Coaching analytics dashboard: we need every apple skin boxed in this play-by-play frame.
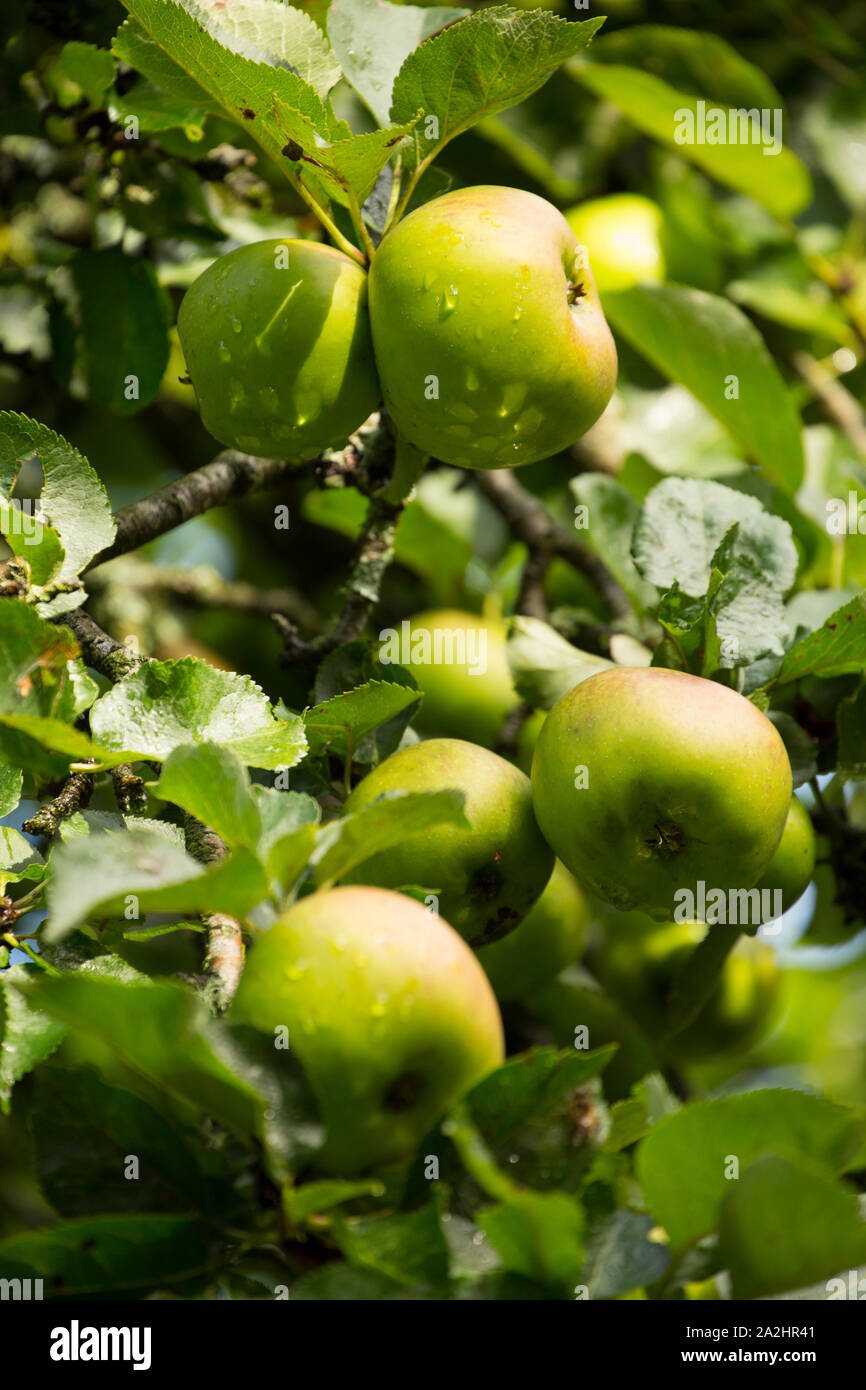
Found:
[592,916,779,1061]
[566,194,665,294]
[178,239,380,461]
[342,738,553,948]
[389,609,518,747]
[368,185,617,468]
[231,886,503,1173]
[754,795,815,914]
[477,860,591,1002]
[531,667,793,919]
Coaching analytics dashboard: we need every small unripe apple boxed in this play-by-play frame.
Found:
[566,194,665,294]
[593,916,779,1061]
[385,609,518,747]
[178,239,380,460]
[368,185,617,468]
[342,737,553,947]
[477,859,590,1001]
[231,886,503,1173]
[531,667,792,919]
[755,795,815,914]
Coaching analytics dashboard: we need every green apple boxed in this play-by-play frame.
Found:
[592,916,779,1061]
[477,859,591,1001]
[383,609,518,747]
[178,239,380,461]
[231,886,503,1173]
[342,737,553,947]
[368,185,617,468]
[531,667,792,919]
[755,795,815,914]
[566,194,665,294]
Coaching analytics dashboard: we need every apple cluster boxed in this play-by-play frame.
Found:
[178,185,618,470]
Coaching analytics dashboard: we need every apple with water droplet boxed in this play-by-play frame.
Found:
[178,239,380,460]
[368,186,617,468]
[230,885,503,1173]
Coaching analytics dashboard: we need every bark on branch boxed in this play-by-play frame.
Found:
[474,469,632,620]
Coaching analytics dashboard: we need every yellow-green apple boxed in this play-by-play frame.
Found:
[755,795,815,914]
[477,859,591,1001]
[531,667,792,919]
[342,737,553,946]
[178,239,380,460]
[566,194,665,294]
[368,186,617,467]
[231,885,503,1172]
[381,609,518,747]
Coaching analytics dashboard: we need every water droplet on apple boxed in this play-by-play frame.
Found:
[259,386,279,413]
[230,315,243,334]
[466,367,480,391]
[512,305,523,322]
[421,269,435,290]
[217,341,231,364]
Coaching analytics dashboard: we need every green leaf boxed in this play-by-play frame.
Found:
[44,827,269,942]
[0,413,115,599]
[728,278,854,346]
[466,1046,615,1150]
[588,25,781,111]
[633,477,796,600]
[604,285,804,491]
[637,1090,865,1251]
[90,658,308,771]
[768,594,866,687]
[152,743,262,850]
[583,1208,669,1298]
[0,601,96,776]
[285,1178,384,1226]
[0,761,22,818]
[49,41,116,109]
[328,0,469,128]
[0,826,43,891]
[505,615,613,710]
[391,9,603,174]
[32,975,264,1141]
[767,712,818,787]
[31,1065,229,1218]
[479,1191,584,1291]
[720,1155,866,1299]
[334,1203,450,1288]
[313,788,468,886]
[182,0,342,99]
[58,249,171,415]
[303,682,421,759]
[570,474,658,611]
[0,1213,208,1297]
[0,967,66,1105]
[570,62,811,220]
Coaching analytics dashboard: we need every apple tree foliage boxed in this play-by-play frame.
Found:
[0,0,866,1302]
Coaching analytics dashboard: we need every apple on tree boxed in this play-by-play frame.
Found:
[389,609,519,748]
[231,886,503,1173]
[755,794,816,914]
[342,737,553,947]
[566,194,666,294]
[531,667,793,919]
[178,239,380,461]
[477,859,591,1002]
[368,186,617,468]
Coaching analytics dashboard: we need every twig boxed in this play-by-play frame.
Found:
[792,351,866,461]
[184,813,244,1014]
[276,489,405,664]
[474,470,632,620]
[111,763,148,815]
[89,558,321,633]
[86,450,303,571]
[59,610,148,681]
[22,765,96,837]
